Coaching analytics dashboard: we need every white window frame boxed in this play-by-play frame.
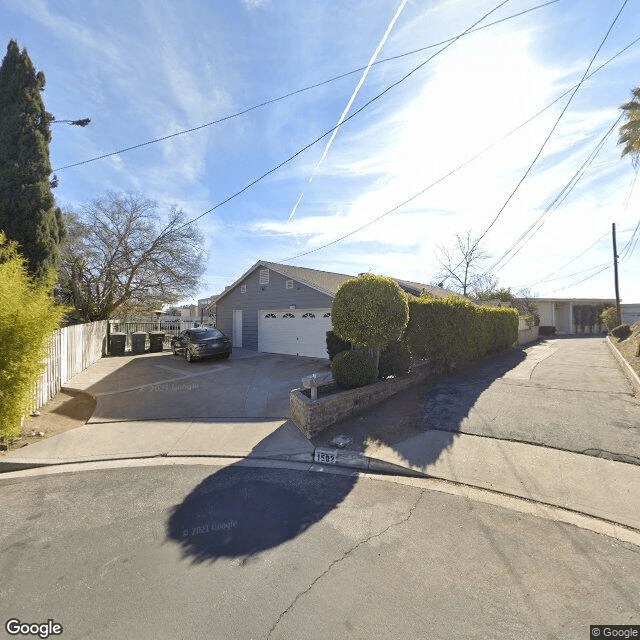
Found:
[259,269,269,285]
[240,285,247,294]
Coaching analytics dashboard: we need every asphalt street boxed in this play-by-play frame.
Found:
[1,462,639,640]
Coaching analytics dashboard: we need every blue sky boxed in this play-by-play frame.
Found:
[2,0,640,303]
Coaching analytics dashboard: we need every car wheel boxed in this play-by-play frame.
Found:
[221,352,230,359]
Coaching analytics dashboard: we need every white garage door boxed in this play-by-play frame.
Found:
[258,309,332,358]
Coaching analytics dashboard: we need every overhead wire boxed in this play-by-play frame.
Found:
[471,0,630,250]
[619,171,639,261]
[542,263,611,294]
[171,0,513,233]
[280,37,640,263]
[52,0,559,173]
[489,114,623,274]
[526,230,609,287]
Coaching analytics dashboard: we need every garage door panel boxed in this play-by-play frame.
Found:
[259,309,332,358]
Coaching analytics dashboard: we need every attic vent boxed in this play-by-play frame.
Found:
[286,279,294,289]
[259,269,269,285]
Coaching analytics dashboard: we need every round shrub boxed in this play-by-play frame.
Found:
[332,274,409,353]
[331,349,378,389]
[325,330,351,361]
[378,339,412,379]
[611,324,631,340]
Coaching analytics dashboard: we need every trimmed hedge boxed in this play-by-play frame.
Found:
[326,330,351,361]
[332,274,409,354]
[331,349,378,389]
[378,339,412,379]
[403,296,518,370]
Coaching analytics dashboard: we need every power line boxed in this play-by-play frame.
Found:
[527,231,609,286]
[279,37,640,263]
[489,114,622,273]
[619,171,639,261]
[174,0,513,232]
[52,0,558,173]
[538,261,610,283]
[542,263,611,294]
[472,0,630,249]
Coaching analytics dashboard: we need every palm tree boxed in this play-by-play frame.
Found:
[619,87,640,165]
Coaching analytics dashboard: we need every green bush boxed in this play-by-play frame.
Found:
[403,296,518,370]
[325,330,351,361]
[600,306,619,331]
[332,274,409,357]
[378,339,412,379]
[611,324,631,340]
[331,349,378,389]
[0,233,65,439]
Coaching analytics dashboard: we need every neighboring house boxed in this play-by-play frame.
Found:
[214,260,457,358]
[528,298,615,334]
[622,303,640,325]
[179,300,215,324]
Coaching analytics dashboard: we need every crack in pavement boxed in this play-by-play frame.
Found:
[494,378,634,396]
[265,488,426,639]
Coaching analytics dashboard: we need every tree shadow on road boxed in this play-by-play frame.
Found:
[165,349,526,564]
[165,463,356,564]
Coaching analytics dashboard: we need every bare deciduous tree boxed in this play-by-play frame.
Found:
[435,230,495,296]
[57,192,205,321]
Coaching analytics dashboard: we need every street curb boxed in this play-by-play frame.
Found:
[606,336,640,396]
[312,446,432,477]
[1,453,638,548]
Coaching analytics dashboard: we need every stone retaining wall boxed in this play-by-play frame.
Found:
[290,361,433,438]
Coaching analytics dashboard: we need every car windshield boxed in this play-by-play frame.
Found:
[192,329,224,340]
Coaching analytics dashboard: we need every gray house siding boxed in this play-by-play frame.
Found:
[216,266,333,351]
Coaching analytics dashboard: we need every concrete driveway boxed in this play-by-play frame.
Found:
[421,336,640,464]
[74,349,331,422]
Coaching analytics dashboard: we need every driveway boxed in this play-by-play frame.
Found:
[73,349,331,422]
[421,336,640,464]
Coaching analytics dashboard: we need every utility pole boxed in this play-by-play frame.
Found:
[612,222,622,326]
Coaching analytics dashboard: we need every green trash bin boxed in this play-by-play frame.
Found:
[131,331,147,355]
[109,332,126,356]
[149,331,165,353]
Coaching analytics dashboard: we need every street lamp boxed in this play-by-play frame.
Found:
[50,117,91,127]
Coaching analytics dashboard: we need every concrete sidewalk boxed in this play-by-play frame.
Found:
[1,343,639,538]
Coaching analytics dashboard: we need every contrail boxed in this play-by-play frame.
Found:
[288,0,409,222]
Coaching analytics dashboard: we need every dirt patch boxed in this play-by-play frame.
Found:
[611,322,640,376]
[0,389,96,457]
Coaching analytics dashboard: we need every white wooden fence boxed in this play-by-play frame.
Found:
[32,321,107,411]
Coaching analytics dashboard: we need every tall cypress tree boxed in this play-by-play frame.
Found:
[0,40,64,281]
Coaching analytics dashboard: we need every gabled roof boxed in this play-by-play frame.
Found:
[392,277,461,299]
[214,260,457,305]
[260,261,353,297]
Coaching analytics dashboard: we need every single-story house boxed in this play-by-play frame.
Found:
[622,303,640,325]
[527,298,615,334]
[214,260,457,358]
